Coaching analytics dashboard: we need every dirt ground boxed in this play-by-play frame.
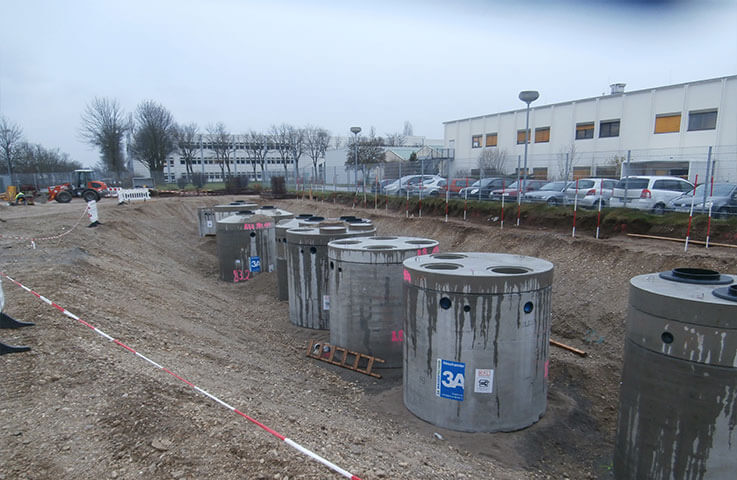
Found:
[1,196,734,480]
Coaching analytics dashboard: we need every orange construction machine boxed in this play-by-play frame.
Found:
[48,169,109,203]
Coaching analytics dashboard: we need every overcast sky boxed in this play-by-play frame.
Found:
[1,0,735,168]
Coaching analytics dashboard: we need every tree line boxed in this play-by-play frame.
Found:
[80,97,332,183]
[1,117,82,183]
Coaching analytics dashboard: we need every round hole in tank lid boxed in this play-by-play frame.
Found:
[229,202,242,205]
[422,263,462,270]
[659,267,732,285]
[365,245,394,250]
[332,239,361,245]
[339,215,359,221]
[307,216,325,221]
[297,213,313,219]
[238,210,254,215]
[406,240,435,245]
[661,332,674,344]
[713,284,737,302]
[290,228,313,232]
[489,266,531,274]
[320,226,347,234]
[373,236,398,240]
[261,205,275,209]
[432,253,467,260]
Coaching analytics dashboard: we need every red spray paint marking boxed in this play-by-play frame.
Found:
[403,269,412,282]
[0,271,363,480]
[391,330,404,342]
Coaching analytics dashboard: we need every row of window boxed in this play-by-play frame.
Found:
[470,109,718,148]
[178,159,292,165]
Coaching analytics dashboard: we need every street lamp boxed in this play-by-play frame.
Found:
[350,126,361,192]
[518,90,539,193]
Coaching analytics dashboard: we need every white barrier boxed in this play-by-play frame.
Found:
[107,187,123,197]
[118,188,151,204]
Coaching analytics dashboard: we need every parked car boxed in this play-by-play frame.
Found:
[523,180,573,206]
[564,178,618,207]
[457,177,513,200]
[610,176,694,214]
[668,183,737,218]
[370,178,396,193]
[447,178,475,196]
[489,180,547,201]
[383,175,423,196]
[408,176,447,197]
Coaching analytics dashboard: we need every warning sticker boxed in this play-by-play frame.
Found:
[249,256,261,272]
[322,295,330,311]
[436,359,465,401]
[474,369,494,393]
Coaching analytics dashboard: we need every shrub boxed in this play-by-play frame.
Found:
[191,173,206,189]
[271,176,286,195]
[176,176,188,189]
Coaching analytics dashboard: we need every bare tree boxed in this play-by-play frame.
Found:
[129,100,177,183]
[0,117,23,185]
[557,143,577,180]
[270,124,292,177]
[245,130,271,180]
[477,148,508,175]
[207,122,234,180]
[286,126,306,178]
[384,132,405,147]
[403,120,414,137]
[304,126,330,181]
[345,127,386,168]
[80,97,129,179]
[173,122,199,178]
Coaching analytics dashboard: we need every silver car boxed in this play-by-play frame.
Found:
[564,178,618,208]
[668,183,737,218]
[523,180,572,206]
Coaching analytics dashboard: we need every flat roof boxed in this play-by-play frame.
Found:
[443,75,737,125]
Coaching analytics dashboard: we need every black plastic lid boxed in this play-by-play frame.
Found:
[659,268,733,285]
[713,284,737,302]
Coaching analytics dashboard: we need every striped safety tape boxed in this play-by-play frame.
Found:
[0,271,363,480]
[0,204,90,243]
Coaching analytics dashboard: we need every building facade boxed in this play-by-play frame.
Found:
[444,75,737,182]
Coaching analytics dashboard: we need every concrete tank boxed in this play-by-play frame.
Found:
[614,268,737,480]
[213,202,259,222]
[255,205,293,224]
[328,236,439,367]
[275,214,314,301]
[403,252,554,432]
[216,212,276,282]
[286,220,376,330]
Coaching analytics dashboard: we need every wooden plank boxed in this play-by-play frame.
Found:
[306,340,385,378]
[627,233,737,249]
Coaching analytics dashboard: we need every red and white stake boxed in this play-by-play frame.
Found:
[444,188,449,223]
[572,179,579,238]
[684,175,698,252]
[500,181,506,229]
[515,182,522,227]
[705,203,713,248]
[0,271,364,480]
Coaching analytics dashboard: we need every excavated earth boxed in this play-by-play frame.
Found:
[1,196,734,480]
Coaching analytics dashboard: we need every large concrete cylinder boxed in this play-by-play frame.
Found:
[328,236,440,367]
[403,252,554,432]
[286,220,376,329]
[216,212,275,282]
[275,214,314,301]
[255,205,293,224]
[213,202,259,222]
[614,268,737,480]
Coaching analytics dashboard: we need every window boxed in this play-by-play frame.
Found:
[534,127,550,143]
[688,110,717,131]
[576,123,594,140]
[485,133,498,147]
[599,120,620,138]
[517,129,531,144]
[472,135,482,148]
[572,167,591,179]
[532,167,548,179]
[655,114,681,134]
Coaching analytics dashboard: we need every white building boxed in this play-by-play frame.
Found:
[444,75,737,182]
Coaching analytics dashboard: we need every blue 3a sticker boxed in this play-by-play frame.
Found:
[436,359,465,401]
[249,256,261,272]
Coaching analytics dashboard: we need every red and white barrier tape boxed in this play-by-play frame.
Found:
[0,204,90,245]
[0,271,363,480]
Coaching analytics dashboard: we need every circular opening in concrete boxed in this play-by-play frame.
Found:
[439,297,452,309]
[330,261,334,270]
[365,245,394,250]
[373,236,399,240]
[310,247,317,254]
[432,254,467,260]
[463,305,471,313]
[406,240,435,245]
[661,332,674,344]
[524,302,534,314]
[250,232,256,238]
[489,266,530,274]
[672,268,721,282]
[290,228,312,232]
[423,263,462,270]
[332,240,361,245]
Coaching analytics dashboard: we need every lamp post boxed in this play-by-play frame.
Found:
[518,90,539,192]
[350,126,361,192]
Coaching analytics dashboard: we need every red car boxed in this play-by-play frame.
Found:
[448,178,475,196]
[489,180,547,201]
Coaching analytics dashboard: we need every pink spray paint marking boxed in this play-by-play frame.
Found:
[544,359,549,379]
[391,330,404,342]
[403,269,412,283]
[233,270,251,283]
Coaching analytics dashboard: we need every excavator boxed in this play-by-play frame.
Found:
[47,169,109,203]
